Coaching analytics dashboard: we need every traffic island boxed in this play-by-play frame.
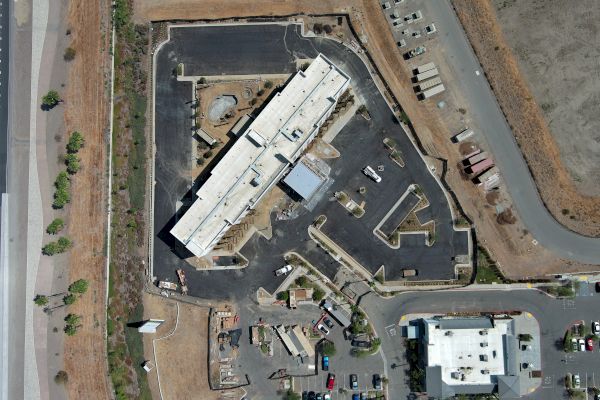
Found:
[335,191,366,218]
[374,185,435,249]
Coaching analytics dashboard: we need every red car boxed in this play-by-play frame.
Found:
[326,373,336,390]
[587,338,594,351]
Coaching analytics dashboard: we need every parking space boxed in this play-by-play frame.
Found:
[380,0,438,52]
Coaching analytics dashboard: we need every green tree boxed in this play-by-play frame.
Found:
[42,90,61,108]
[320,340,336,356]
[46,218,65,234]
[65,153,81,174]
[64,324,78,336]
[65,313,81,325]
[276,291,289,301]
[66,131,85,153]
[295,276,308,287]
[53,171,71,209]
[263,80,273,89]
[34,295,49,307]
[69,279,89,294]
[63,294,77,306]
[312,287,325,302]
[198,77,207,84]
[63,47,76,61]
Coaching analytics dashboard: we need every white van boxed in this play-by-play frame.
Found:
[362,166,382,183]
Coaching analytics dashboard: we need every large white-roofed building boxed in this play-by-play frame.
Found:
[170,54,351,257]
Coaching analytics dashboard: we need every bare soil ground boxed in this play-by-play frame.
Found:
[452,0,600,237]
[62,0,112,398]
[142,294,243,400]
[135,0,595,282]
[492,0,600,198]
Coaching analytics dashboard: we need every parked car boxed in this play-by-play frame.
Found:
[574,374,581,389]
[596,282,600,293]
[350,374,358,390]
[352,395,360,400]
[302,391,308,400]
[327,373,336,390]
[360,393,367,400]
[373,374,382,390]
[316,394,323,400]
[322,355,329,371]
[593,321,600,335]
[579,338,586,352]
[572,338,579,351]
[351,340,371,348]
[307,391,316,400]
[318,324,330,335]
[587,338,594,351]
[324,318,335,329]
[323,394,331,400]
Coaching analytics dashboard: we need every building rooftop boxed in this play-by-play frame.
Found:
[283,160,325,200]
[170,54,350,257]
[425,318,511,387]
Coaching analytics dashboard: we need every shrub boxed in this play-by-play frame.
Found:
[312,287,325,302]
[198,77,207,84]
[518,333,533,342]
[46,218,65,234]
[54,370,69,385]
[203,150,213,159]
[263,80,273,89]
[42,90,61,108]
[320,341,336,356]
[63,294,77,305]
[276,291,289,301]
[313,23,323,34]
[34,295,49,306]
[295,276,308,287]
[65,153,80,174]
[66,131,85,153]
[323,24,333,34]
[64,324,78,336]
[63,47,76,61]
[257,89,265,97]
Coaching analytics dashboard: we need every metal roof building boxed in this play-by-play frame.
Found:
[170,54,351,257]
[283,161,325,200]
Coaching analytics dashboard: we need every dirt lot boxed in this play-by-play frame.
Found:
[452,0,600,237]
[142,294,243,400]
[492,0,600,198]
[135,0,595,281]
[62,0,111,398]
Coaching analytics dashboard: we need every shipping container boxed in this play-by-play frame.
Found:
[420,84,445,100]
[416,68,439,82]
[417,77,442,91]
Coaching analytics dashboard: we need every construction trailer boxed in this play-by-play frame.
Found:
[415,68,439,82]
[416,62,436,74]
[419,84,445,100]
[417,77,442,92]
[452,128,474,143]
[321,300,352,327]
[470,158,495,175]
[476,166,500,184]
[465,152,488,166]
[274,325,301,357]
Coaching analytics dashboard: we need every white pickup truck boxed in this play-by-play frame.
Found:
[274,264,293,276]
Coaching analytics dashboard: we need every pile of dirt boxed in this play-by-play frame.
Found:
[62,0,111,398]
[452,0,600,237]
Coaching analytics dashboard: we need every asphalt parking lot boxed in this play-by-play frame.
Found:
[151,22,469,299]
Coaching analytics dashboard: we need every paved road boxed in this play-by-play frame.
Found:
[345,279,600,399]
[421,0,600,264]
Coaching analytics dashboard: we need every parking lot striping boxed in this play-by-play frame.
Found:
[563,299,576,310]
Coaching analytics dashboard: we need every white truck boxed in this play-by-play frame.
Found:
[274,264,293,276]
[362,166,382,183]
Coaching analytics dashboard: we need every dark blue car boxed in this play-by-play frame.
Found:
[322,355,329,371]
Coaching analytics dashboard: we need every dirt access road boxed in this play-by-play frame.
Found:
[452,0,600,237]
[61,0,112,399]
[134,1,594,275]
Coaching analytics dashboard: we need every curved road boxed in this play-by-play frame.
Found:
[425,1,600,264]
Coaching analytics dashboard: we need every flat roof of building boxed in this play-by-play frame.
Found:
[425,318,511,386]
[170,54,350,256]
[283,161,325,199]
